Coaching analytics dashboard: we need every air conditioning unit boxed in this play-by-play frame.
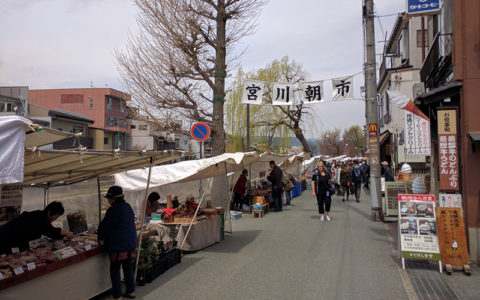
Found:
[394,57,403,68]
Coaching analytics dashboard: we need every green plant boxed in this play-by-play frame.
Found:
[168,227,177,242]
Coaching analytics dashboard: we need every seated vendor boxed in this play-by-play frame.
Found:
[146,192,161,217]
[0,201,73,254]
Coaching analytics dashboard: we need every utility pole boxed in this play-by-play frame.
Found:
[363,0,382,221]
[246,104,250,151]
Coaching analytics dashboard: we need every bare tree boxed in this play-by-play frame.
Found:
[342,125,365,157]
[318,128,343,156]
[116,0,267,156]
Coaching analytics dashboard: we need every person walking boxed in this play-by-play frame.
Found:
[267,160,284,212]
[340,165,352,202]
[312,162,332,221]
[284,172,295,208]
[350,160,362,203]
[361,161,370,190]
[382,161,395,182]
[98,186,137,300]
[233,169,248,210]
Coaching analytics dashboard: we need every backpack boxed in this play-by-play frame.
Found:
[352,166,362,183]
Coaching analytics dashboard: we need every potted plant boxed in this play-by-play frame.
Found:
[158,231,166,253]
[136,248,152,286]
[167,227,177,249]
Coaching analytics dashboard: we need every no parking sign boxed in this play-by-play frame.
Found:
[190,122,210,142]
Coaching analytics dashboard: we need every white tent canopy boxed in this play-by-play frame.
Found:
[249,152,290,179]
[115,152,258,191]
[301,155,323,176]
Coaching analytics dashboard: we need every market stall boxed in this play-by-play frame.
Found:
[0,120,183,298]
[115,152,259,252]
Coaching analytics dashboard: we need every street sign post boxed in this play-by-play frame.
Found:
[406,0,441,15]
[190,122,210,142]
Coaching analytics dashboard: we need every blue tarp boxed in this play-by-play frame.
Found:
[292,181,302,198]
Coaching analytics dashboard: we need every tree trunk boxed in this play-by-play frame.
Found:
[211,1,227,208]
[294,126,311,153]
[211,1,226,156]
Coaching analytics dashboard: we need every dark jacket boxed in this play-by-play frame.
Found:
[350,164,362,183]
[233,174,248,195]
[384,166,395,182]
[98,198,137,253]
[312,170,330,196]
[0,210,63,254]
[267,165,283,191]
[340,169,352,186]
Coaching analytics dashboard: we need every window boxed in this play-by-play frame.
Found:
[175,138,180,149]
[104,137,109,145]
[120,101,125,113]
[107,97,112,110]
[130,125,136,129]
[6,103,13,112]
[89,98,93,109]
[70,126,84,134]
[139,125,148,131]
[397,34,403,57]
[106,116,116,127]
[416,30,428,48]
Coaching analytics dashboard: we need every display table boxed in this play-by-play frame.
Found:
[0,252,110,299]
[147,215,221,252]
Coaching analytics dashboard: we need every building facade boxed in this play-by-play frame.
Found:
[415,0,480,263]
[377,14,428,174]
[28,88,130,150]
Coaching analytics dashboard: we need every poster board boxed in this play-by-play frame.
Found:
[437,109,459,191]
[439,193,462,208]
[385,182,407,217]
[436,207,469,267]
[404,111,431,156]
[398,194,440,262]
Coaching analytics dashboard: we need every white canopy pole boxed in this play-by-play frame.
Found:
[134,158,153,281]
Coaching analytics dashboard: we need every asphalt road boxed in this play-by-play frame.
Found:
[133,190,409,300]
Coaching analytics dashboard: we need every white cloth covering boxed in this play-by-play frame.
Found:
[0,116,31,184]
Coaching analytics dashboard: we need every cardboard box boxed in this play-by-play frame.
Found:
[254,196,265,204]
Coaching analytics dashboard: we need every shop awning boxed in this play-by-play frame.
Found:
[115,152,259,191]
[469,131,480,142]
[25,127,75,148]
[416,81,462,105]
[379,130,391,145]
[23,149,184,186]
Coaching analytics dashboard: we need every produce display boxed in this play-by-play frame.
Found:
[0,235,99,283]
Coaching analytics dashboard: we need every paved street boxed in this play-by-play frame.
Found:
[131,190,413,300]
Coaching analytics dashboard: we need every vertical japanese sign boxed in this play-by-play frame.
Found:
[437,109,459,191]
[272,83,295,106]
[404,111,431,156]
[299,81,324,104]
[331,76,354,100]
[398,194,440,260]
[439,194,462,208]
[436,207,469,267]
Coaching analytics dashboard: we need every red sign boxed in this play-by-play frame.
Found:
[437,109,459,191]
[398,194,435,202]
[190,122,210,142]
[369,123,378,138]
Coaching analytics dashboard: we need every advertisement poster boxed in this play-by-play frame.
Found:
[436,207,469,267]
[385,182,407,217]
[439,193,462,208]
[437,109,459,191]
[404,111,431,156]
[398,194,440,260]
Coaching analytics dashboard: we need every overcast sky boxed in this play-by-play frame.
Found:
[0,0,405,138]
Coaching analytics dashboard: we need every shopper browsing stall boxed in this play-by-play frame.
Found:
[267,160,284,212]
[0,201,73,254]
[97,186,136,300]
[232,169,248,210]
[145,192,161,217]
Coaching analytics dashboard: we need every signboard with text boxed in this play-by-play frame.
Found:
[406,0,441,15]
[439,194,462,208]
[385,182,407,217]
[404,111,431,156]
[398,194,440,260]
[436,207,469,267]
[437,109,459,191]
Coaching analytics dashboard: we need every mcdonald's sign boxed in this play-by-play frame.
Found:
[369,123,378,137]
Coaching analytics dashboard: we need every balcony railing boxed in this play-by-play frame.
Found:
[420,33,453,87]
[105,119,128,129]
[379,56,410,84]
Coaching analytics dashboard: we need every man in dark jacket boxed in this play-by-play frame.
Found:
[233,169,248,210]
[98,186,136,299]
[0,201,73,254]
[382,161,395,182]
[267,160,284,212]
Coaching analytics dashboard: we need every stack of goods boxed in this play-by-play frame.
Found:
[0,235,99,282]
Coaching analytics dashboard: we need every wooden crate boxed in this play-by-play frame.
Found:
[253,196,265,205]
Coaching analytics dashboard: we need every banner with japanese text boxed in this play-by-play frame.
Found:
[298,81,324,104]
[437,109,459,191]
[331,76,354,100]
[398,194,441,260]
[404,111,431,156]
[241,80,264,105]
[271,83,295,106]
